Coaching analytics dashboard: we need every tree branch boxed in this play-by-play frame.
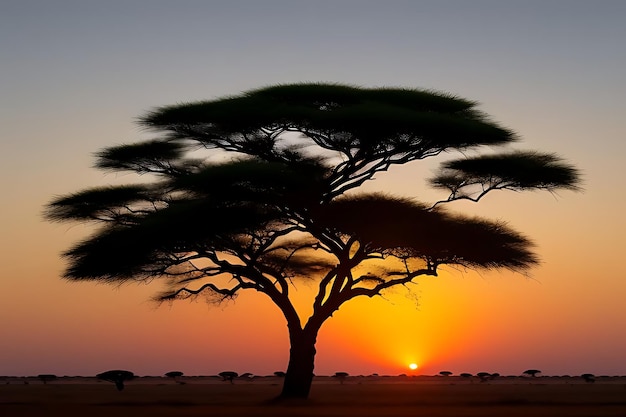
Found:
[349,268,437,299]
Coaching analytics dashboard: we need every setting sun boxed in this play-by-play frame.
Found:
[409,363,418,370]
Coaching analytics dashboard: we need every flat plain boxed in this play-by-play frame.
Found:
[2,376,626,417]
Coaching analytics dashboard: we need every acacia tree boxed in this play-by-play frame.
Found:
[523,369,542,377]
[44,83,579,399]
[96,370,134,391]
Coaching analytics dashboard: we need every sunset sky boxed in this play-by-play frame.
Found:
[2,0,625,378]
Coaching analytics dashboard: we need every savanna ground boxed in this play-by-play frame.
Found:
[2,376,626,417]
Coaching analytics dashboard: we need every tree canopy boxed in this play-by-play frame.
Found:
[45,83,579,399]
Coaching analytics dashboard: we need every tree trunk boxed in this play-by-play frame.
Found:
[279,328,318,399]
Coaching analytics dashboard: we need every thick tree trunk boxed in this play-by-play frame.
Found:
[279,328,318,399]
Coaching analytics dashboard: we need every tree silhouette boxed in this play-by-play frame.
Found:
[44,83,580,399]
[240,372,255,382]
[96,370,134,391]
[477,372,491,382]
[581,373,595,383]
[333,371,349,384]
[438,371,453,377]
[218,371,238,384]
[165,371,184,383]
[37,374,57,385]
[460,373,473,383]
[523,369,541,377]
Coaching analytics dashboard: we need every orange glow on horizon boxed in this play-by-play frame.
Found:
[311,274,482,375]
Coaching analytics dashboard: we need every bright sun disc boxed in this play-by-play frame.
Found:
[409,363,418,370]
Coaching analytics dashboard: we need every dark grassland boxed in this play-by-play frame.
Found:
[2,379,626,417]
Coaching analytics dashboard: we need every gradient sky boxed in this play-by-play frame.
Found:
[1,0,625,378]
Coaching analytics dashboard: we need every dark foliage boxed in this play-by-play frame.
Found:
[523,369,541,377]
[218,371,238,384]
[37,374,57,384]
[96,370,135,391]
[45,83,580,399]
[581,373,595,383]
[333,372,349,384]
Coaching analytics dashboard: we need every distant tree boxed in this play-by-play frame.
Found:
[165,371,184,383]
[44,83,580,399]
[477,372,491,382]
[96,370,134,391]
[333,371,349,384]
[523,369,541,377]
[460,373,473,379]
[439,371,453,377]
[218,371,238,384]
[581,373,595,383]
[273,371,286,378]
[240,372,255,382]
[37,374,57,385]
